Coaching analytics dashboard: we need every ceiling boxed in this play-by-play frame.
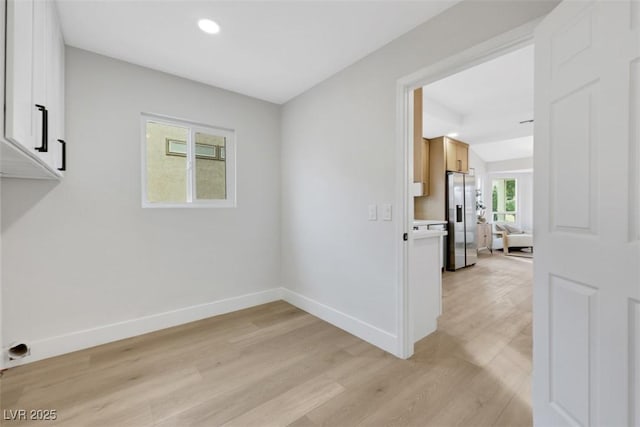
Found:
[470,136,533,163]
[57,0,461,104]
[422,44,534,163]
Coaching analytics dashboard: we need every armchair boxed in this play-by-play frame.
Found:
[492,223,533,255]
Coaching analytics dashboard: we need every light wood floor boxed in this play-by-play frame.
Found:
[0,252,532,426]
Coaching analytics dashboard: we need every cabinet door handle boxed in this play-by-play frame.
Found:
[457,159,462,171]
[35,104,48,153]
[57,140,66,171]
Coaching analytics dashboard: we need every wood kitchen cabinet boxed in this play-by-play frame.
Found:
[413,88,429,196]
[477,222,492,253]
[416,135,470,220]
[3,0,66,179]
[444,137,469,173]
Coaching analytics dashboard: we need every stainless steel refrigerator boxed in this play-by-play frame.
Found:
[446,172,477,270]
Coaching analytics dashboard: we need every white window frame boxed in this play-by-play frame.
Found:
[141,113,236,208]
[492,177,517,224]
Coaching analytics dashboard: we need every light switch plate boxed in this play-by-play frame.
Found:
[368,204,377,221]
[382,204,392,221]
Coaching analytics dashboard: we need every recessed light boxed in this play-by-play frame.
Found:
[198,19,220,35]
[447,132,459,138]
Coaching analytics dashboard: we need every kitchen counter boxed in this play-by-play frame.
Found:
[413,220,447,270]
[413,229,447,240]
[413,219,447,226]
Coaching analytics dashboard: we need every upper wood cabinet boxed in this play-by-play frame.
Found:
[413,88,429,196]
[444,137,469,173]
[417,136,470,220]
[3,0,66,179]
[429,136,470,174]
[457,144,468,173]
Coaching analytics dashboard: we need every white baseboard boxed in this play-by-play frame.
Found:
[3,288,283,368]
[280,288,398,355]
[3,287,400,369]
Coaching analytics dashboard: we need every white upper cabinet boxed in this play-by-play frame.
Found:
[3,0,66,179]
[5,0,35,152]
[47,0,66,172]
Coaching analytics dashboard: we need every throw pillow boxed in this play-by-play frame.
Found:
[495,222,507,232]
[504,224,524,234]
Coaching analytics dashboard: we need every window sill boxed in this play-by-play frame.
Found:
[142,201,236,209]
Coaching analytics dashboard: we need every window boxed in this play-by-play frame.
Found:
[141,114,235,208]
[492,178,517,223]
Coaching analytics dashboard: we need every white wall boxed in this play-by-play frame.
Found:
[281,2,557,346]
[486,156,533,173]
[469,149,487,213]
[467,148,488,222]
[1,2,555,363]
[1,48,281,359]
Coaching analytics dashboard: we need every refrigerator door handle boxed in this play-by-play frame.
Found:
[456,205,463,222]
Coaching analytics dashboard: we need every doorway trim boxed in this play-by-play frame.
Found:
[394,18,541,359]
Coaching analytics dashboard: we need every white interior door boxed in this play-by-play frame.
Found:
[534,1,640,426]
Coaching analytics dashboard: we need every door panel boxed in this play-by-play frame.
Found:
[549,276,597,426]
[550,7,593,68]
[534,1,640,425]
[550,81,598,232]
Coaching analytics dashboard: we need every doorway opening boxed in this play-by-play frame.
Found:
[395,15,543,374]
[396,2,639,424]
[396,21,538,360]
[399,32,536,425]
